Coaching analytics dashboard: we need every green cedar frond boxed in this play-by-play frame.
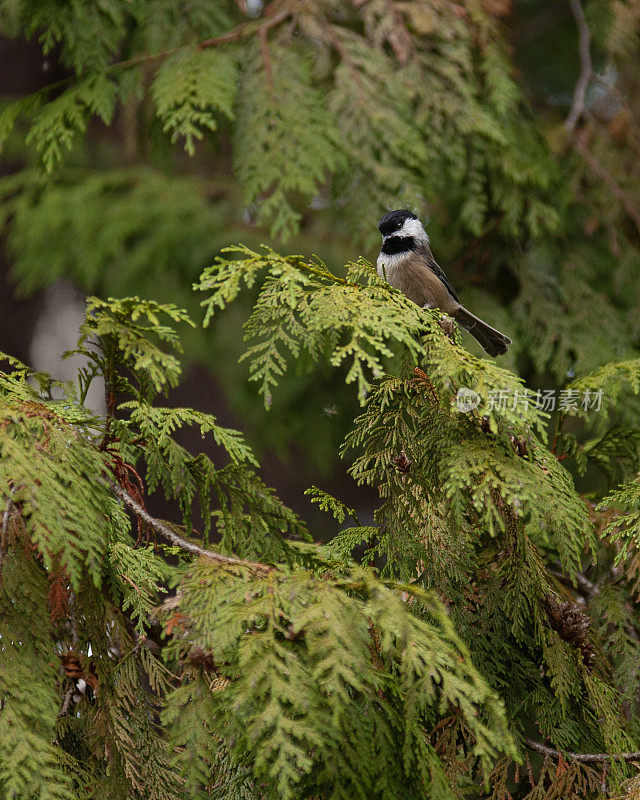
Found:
[198,247,430,405]
[198,247,548,440]
[78,296,194,395]
[0,351,87,415]
[120,402,258,467]
[103,651,183,800]
[565,359,640,419]
[233,44,344,240]
[328,32,428,225]
[164,561,515,799]
[210,462,310,561]
[107,541,170,631]
[324,525,378,562]
[590,584,640,737]
[152,48,237,155]
[0,94,42,153]
[195,245,301,321]
[443,436,593,574]
[0,392,128,588]
[114,400,306,557]
[598,475,640,569]
[581,426,640,483]
[513,251,635,382]
[0,168,227,296]
[304,486,358,524]
[162,679,260,799]
[25,0,127,73]
[25,75,118,172]
[0,552,76,800]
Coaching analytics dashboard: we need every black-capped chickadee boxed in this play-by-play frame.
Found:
[377,209,511,357]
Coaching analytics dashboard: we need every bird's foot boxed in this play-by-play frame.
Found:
[438,315,458,339]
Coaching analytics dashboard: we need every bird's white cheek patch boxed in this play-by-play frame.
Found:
[398,218,430,243]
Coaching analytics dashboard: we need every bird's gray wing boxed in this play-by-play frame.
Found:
[419,245,460,304]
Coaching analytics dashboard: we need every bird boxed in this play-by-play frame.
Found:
[377,209,511,357]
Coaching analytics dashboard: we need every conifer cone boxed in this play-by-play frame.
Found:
[187,644,217,672]
[543,595,596,669]
[392,451,411,473]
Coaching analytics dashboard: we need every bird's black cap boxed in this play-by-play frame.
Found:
[378,209,418,236]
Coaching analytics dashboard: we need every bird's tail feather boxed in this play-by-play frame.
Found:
[454,307,511,357]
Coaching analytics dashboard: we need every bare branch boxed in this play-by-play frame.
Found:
[1,497,12,541]
[197,8,291,52]
[549,564,598,597]
[110,483,272,574]
[57,684,75,718]
[525,738,640,763]
[574,132,640,237]
[566,0,593,131]
[574,570,598,597]
[0,491,18,579]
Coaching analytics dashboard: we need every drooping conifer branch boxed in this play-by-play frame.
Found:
[3,7,292,104]
[110,482,272,574]
[563,0,640,237]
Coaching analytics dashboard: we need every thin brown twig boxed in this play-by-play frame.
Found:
[259,25,276,96]
[566,0,593,131]
[197,8,290,52]
[110,483,272,574]
[574,132,640,236]
[325,27,369,105]
[525,738,640,764]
